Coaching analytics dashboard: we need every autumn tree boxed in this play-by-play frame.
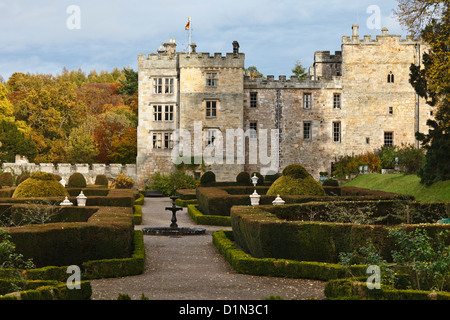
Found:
[108,127,137,164]
[77,83,124,115]
[396,0,450,184]
[6,73,86,162]
[66,124,99,164]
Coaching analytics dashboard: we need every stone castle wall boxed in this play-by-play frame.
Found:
[136,25,433,185]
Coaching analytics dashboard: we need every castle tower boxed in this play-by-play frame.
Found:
[137,41,246,186]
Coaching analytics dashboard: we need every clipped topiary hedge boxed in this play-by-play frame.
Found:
[0,172,14,187]
[324,279,450,300]
[6,206,134,267]
[230,205,450,264]
[16,174,30,186]
[212,230,366,281]
[68,172,87,188]
[187,204,231,226]
[94,174,109,186]
[195,185,412,217]
[267,164,325,196]
[236,172,251,184]
[12,172,69,199]
[200,171,216,185]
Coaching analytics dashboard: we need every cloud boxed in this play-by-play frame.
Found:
[0,0,407,81]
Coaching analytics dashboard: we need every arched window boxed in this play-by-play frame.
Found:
[387,72,394,83]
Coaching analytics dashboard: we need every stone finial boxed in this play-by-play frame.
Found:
[352,24,359,38]
[382,27,389,36]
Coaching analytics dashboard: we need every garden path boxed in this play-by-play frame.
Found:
[89,197,326,300]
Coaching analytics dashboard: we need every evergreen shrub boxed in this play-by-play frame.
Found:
[68,173,87,188]
[0,173,14,187]
[12,172,69,198]
[95,174,109,186]
[200,171,216,185]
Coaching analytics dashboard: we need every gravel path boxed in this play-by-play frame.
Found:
[89,197,326,300]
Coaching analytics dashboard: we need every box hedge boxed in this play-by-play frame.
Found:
[230,205,450,264]
[196,185,414,217]
[212,230,366,281]
[324,279,450,300]
[5,206,134,267]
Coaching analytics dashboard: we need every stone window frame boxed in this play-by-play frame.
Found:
[153,78,163,94]
[303,121,312,140]
[206,72,218,87]
[250,92,258,108]
[152,131,173,150]
[152,77,175,95]
[304,93,312,110]
[152,104,175,122]
[333,93,341,109]
[387,72,395,83]
[204,128,218,147]
[164,105,174,121]
[153,105,163,121]
[332,121,341,143]
[384,131,394,146]
[205,100,218,119]
[249,121,258,139]
[165,78,174,94]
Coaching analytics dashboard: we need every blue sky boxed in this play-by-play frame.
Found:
[0,0,408,82]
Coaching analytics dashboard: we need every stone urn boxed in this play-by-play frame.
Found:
[250,190,260,206]
[76,191,87,206]
[272,194,285,206]
[60,196,73,206]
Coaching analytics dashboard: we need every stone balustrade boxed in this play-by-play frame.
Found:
[1,163,137,185]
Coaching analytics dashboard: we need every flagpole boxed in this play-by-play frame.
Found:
[188,16,192,56]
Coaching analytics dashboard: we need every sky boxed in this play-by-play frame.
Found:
[0,0,409,82]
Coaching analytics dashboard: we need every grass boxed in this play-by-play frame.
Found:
[343,174,450,203]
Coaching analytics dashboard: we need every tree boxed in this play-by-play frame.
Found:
[108,127,137,164]
[401,1,450,184]
[117,68,138,96]
[0,119,37,163]
[394,0,447,36]
[292,59,308,80]
[7,73,86,161]
[66,125,99,164]
[0,84,14,119]
[245,66,264,79]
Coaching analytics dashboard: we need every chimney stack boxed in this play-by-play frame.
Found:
[232,41,240,54]
[352,24,359,38]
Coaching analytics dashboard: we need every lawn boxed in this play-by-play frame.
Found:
[343,174,450,203]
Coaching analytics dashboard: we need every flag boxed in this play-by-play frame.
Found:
[185,17,190,30]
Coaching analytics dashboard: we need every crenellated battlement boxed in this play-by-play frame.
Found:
[314,51,342,63]
[244,74,341,90]
[179,52,245,69]
[342,25,421,46]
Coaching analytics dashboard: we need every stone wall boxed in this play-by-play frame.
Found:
[1,163,137,185]
[136,25,433,184]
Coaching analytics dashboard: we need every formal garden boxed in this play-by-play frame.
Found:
[0,170,145,300]
[147,163,450,300]
[0,161,449,300]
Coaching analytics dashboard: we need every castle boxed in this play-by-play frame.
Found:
[136,24,431,187]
